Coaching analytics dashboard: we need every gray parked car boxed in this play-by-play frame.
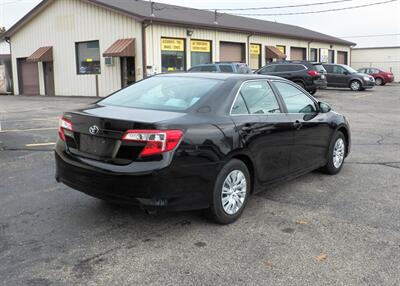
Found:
[188,62,252,74]
[322,64,375,91]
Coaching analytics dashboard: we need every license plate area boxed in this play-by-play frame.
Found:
[79,134,117,158]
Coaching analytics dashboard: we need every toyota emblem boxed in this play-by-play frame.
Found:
[89,125,100,135]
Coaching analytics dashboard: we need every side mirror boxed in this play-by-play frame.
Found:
[319,101,332,113]
[343,71,350,75]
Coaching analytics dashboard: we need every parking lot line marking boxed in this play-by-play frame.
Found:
[0,127,58,133]
[25,142,56,147]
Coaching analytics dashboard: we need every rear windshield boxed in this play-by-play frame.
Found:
[100,76,222,111]
[311,64,327,73]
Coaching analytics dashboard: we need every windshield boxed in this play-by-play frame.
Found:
[100,76,222,111]
[343,65,358,73]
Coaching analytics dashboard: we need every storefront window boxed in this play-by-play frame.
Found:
[76,40,101,74]
[328,50,335,64]
[191,40,211,67]
[161,38,185,72]
[310,48,318,62]
[249,44,261,70]
[276,45,286,55]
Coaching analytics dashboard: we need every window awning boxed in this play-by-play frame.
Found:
[27,46,53,62]
[265,46,286,59]
[103,38,135,57]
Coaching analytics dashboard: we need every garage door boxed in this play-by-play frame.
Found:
[220,42,245,62]
[337,51,348,64]
[17,58,39,95]
[290,47,307,60]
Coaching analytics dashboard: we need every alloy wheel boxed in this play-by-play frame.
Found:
[221,170,247,215]
[333,138,345,168]
[350,81,361,91]
[375,78,383,86]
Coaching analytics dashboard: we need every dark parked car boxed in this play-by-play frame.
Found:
[55,73,351,224]
[357,67,394,85]
[255,61,328,95]
[322,64,375,91]
[188,62,252,74]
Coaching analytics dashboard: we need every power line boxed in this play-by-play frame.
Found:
[233,0,398,16]
[340,33,400,38]
[207,0,356,11]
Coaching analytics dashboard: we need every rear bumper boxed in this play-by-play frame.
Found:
[55,150,219,211]
[307,78,327,90]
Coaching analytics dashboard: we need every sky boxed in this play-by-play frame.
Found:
[1,0,399,48]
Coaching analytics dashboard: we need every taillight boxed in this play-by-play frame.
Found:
[122,130,183,157]
[307,70,320,76]
[58,117,73,141]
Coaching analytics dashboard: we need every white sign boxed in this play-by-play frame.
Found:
[320,48,329,63]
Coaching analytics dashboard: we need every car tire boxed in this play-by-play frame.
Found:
[321,131,346,175]
[349,80,362,91]
[208,159,250,224]
[375,77,383,86]
[294,81,305,89]
[309,89,317,95]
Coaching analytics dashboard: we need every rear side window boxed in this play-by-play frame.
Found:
[323,65,334,73]
[232,81,281,114]
[189,66,202,72]
[258,65,276,74]
[100,76,222,111]
[200,65,217,72]
[219,65,234,73]
[273,81,317,114]
[275,64,305,72]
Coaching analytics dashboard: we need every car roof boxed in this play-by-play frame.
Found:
[156,72,282,81]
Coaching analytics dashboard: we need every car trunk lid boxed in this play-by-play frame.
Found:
[62,104,186,164]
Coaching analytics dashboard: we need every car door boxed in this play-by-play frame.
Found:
[271,80,332,173]
[230,80,293,184]
[327,65,349,87]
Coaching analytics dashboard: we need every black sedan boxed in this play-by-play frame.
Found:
[55,73,351,224]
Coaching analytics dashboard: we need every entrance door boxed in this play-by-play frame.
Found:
[17,58,39,95]
[121,57,135,88]
[220,42,245,62]
[337,51,348,65]
[43,62,55,96]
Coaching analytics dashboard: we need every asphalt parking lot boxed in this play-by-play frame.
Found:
[1,85,399,286]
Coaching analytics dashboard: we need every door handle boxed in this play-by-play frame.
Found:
[293,120,302,130]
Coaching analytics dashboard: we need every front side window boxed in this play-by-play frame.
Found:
[76,41,101,74]
[161,38,186,73]
[232,81,281,114]
[273,81,317,114]
[191,40,212,67]
[332,65,348,74]
[100,76,222,111]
